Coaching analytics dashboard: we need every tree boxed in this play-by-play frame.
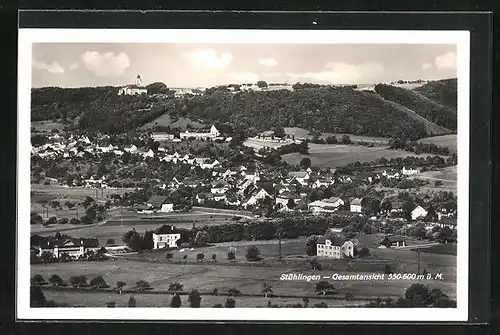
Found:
[49,274,63,287]
[116,281,126,294]
[286,199,296,210]
[168,282,183,292]
[315,281,334,295]
[358,247,370,258]
[58,218,69,225]
[245,245,261,261]
[227,251,236,260]
[402,200,415,221]
[310,258,322,271]
[305,235,319,256]
[82,196,95,209]
[345,293,354,301]
[405,283,430,307]
[380,200,392,214]
[107,301,116,308]
[196,253,205,261]
[256,80,268,88]
[127,296,136,307]
[212,288,218,296]
[273,126,285,138]
[325,135,338,144]
[188,290,202,307]
[340,134,351,144]
[106,238,116,245]
[69,275,87,288]
[213,304,223,308]
[170,293,182,307]
[225,298,236,308]
[302,297,309,307]
[31,274,46,286]
[128,233,144,251]
[211,253,217,262]
[261,283,273,298]
[193,230,209,246]
[299,157,312,170]
[90,276,109,288]
[30,286,46,307]
[165,252,173,259]
[383,264,393,274]
[30,212,43,225]
[135,280,151,291]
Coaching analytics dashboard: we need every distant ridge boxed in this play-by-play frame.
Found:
[413,78,457,111]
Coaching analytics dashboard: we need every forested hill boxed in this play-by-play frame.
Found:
[413,78,457,111]
[177,87,428,140]
[32,85,436,139]
[374,84,457,131]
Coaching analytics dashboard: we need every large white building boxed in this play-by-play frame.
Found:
[316,236,355,259]
[180,125,220,140]
[402,166,421,176]
[152,225,181,249]
[118,75,148,96]
[308,197,345,213]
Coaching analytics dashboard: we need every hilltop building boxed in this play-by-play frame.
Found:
[118,75,148,96]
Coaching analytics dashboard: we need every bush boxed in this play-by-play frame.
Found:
[69,218,80,225]
[90,276,109,289]
[135,280,150,291]
[168,282,183,292]
[106,238,115,245]
[245,245,261,261]
[213,304,223,308]
[225,298,236,308]
[228,288,241,296]
[212,288,218,296]
[183,254,188,259]
[359,247,370,258]
[310,258,322,271]
[188,290,202,307]
[58,218,69,225]
[107,301,116,308]
[45,216,58,226]
[211,253,217,261]
[165,253,173,259]
[170,294,182,308]
[227,251,236,260]
[128,296,136,307]
[314,302,328,308]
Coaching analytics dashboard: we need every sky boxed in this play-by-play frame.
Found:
[31,43,457,88]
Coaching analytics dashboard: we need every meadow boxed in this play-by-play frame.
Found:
[281,144,435,168]
[417,135,457,153]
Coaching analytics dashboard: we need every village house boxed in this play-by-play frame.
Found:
[288,171,310,186]
[308,197,345,213]
[402,166,421,176]
[275,191,301,210]
[382,169,401,179]
[211,180,230,194]
[312,177,334,189]
[243,188,271,208]
[151,132,174,141]
[152,225,181,249]
[438,217,457,230]
[180,125,220,140]
[411,205,428,220]
[38,238,100,259]
[381,235,407,248]
[347,198,362,212]
[118,75,148,95]
[146,195,174,213]
[316,236,355,259]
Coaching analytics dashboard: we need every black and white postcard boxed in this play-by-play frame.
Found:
[18,28,470,321]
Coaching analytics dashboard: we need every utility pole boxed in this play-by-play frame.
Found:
[417,248,421,276]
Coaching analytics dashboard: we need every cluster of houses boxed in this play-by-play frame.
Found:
[151,125,229,142]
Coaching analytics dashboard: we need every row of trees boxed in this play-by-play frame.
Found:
[389,137,452,156]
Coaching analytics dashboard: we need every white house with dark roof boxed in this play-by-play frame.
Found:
[275,191,301,210]
[287,171,310,186]
[308,197,345,213]
[146,195,174,213]
[153,225,181,249]
[243,188,271,208]
[411,205,428,220]
[350,198,363,213]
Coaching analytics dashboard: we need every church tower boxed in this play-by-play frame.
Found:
[135,74,143,87]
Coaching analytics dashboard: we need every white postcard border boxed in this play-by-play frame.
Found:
[17,28,470,321]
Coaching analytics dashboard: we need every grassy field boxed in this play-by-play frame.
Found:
[284,127,391,145]
[407,165,457,192]
[141,113,204,130]
[42,289,368,308]
[281,144,436,168]
[417,135,457,153]
[31,120,65,133]
[410,243,457,256]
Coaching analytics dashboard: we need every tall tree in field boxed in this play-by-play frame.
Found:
[170,293,181,308]
[261,283,273,298]
[299,157,312,170]
[305,235,319,256]
[188,290,202,308]
[49,274,63,287]
[128,296,136,307]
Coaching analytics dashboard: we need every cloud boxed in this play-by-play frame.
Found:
[421,63,432,70]
[259,57,278,67]
[80,51,130,77]
[435,52,456,71]
[286,61,384,84]
[185,49,233,69]
[32,60,64,74]
[227,72,260,83]
[69,62,79,70]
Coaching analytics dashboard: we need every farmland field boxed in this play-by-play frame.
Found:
[42,289,368,308]
[410,243,457,256]
[417,135,457,153]
[281,144,436,168]
[285,127,391,145]
[31,120,65,133]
